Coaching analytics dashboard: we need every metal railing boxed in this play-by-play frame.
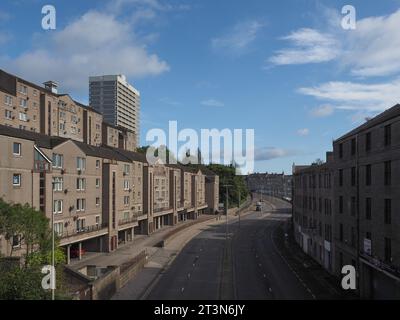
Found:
[118,216,138,226]
[59,223,108,239]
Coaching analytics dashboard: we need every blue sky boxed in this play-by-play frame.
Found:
[1,0,400,174]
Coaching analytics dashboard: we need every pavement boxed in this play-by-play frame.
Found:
[70,215,217,270]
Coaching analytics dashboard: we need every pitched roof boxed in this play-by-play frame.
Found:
[0,124,67,149]
[109,147,148,163]
[335,104,400,142]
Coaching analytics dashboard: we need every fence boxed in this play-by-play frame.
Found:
[64,249,148,300]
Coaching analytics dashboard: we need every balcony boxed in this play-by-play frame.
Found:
[118,216,138,226]
[359,252,400,279]
[59,223,108,246]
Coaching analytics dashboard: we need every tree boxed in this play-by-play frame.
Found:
[0,199,67,299]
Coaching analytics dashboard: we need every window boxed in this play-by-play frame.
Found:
[13,174,21,186]
[4,95,12,106]
[5,110,12,119]
[59,123,65,131]
[123,164,130,175]
[339,196,343,214]
[351,138,356,155]
[351,167,356,186]
[53,177,63,191]
[384,199,391,225]
[52,154,63,168]
[12,235,21,248]
[365,164,371,186]
[77,157,86,171]
[96,197,100,206]
[124,180,130,190]
[351,227,356,247]
[339,223,343,242]
[123,196,130,205]
[19,84,27,94]
[351,197,356,216]
[54,222,63,236]
[366,132,371,152]
[96,178,100,188]
[384,124,391,146]
[76,218,86,232]
[76,178,86,191]
[124,211,130,220]
[33,89,37,97]
[366,198,372,220]
[76,199,86,211]
[19,112,28,122]
[19,98,27,108]
[96,160,100,168]
[339,143,343,158]
[384,237,392,262]
[384,161,391,186]
[53,200,63,214]
[339,169,343,186]
[13,142,21,156]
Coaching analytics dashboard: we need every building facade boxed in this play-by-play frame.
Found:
[293,104,400,299]
[0,69,219,264]
[89,75,140,145]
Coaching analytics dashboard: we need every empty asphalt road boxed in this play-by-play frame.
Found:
[146,198,316,300]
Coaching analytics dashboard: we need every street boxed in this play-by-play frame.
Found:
[145,198,323,300]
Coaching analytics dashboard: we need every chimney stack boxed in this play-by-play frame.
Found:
[43,80,58,94]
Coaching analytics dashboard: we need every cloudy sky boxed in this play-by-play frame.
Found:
[1,0,400,173]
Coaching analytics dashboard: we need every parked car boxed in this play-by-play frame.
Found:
[70,247,86,258]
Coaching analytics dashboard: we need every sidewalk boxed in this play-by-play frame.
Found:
[70,215,213,270]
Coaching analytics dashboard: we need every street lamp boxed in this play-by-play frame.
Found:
[223,184,232,240]
[51,180,55,301]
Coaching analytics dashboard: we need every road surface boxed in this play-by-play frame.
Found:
[146,198,316,300]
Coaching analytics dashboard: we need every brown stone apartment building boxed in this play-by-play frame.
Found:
[293,152,335,274]
[293,104,400,299]
[0,69,219,264]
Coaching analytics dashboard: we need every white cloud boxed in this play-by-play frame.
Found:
[211,20,263,55]
[298,79,400,112]
[309,104,334,117]
[269,9,400,77]
[269,28,340,65]
[3,11,169,94]
[297,128,310,136]
[201,99,224,107]
[342,9,400,77]
[254,147,300,161]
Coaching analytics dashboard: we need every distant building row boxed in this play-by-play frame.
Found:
[245,172,292,200]
[292,104,400,299]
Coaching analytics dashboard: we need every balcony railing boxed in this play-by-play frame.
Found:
[59,223,108,239]
[360,252,400,277]
[154,206,172,213]
[118,216,138,226]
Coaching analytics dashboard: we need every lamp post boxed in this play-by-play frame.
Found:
[51,181,55,301]
[223,184,232,240]
[238,189,241,229]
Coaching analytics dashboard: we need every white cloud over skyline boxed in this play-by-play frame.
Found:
[1,10,169,94]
